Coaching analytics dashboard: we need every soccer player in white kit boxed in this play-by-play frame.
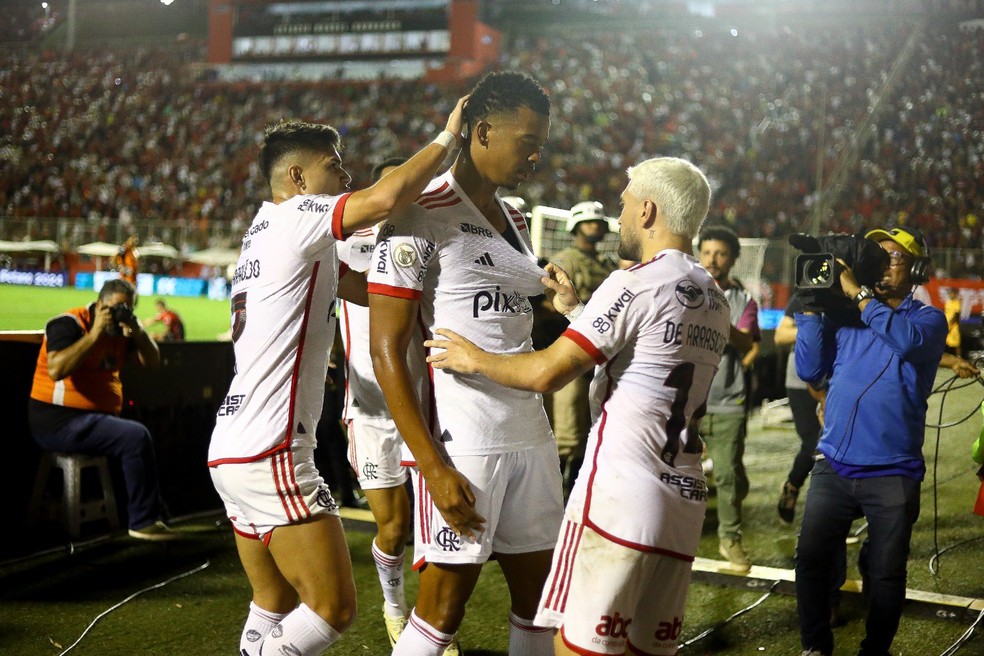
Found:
[369,71,566,656]
[425,157,731,656]
[207,97,468,656]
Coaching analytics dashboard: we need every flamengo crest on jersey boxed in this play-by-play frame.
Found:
[208,192,351,464]
[367,171,553,456]
[563,250,732,556]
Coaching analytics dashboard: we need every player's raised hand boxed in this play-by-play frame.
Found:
[444,95,470,149]
[542,262,580,315]
[425,464,486,540]
[425,328,484,374]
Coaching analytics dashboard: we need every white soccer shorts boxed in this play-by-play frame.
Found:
[535,514,694,656]
[210,447,339,541]
[411,441,564,568]
[346,417,409,490]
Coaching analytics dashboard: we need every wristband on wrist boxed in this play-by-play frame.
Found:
[432,130,456,153]
[564,302,585,321]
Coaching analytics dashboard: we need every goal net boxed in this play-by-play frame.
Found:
[528,204,769,302]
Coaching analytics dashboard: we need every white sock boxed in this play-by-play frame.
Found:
[259,603,340,656]
[240,602,288,656]
[372,538,407,617]
[508,611,553,656]
[392,608,454,656]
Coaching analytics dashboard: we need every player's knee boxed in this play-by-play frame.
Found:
[376,519,410,554]
[307,581,358,632]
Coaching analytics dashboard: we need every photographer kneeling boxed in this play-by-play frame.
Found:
[28,279,180,541]
[793,227,946,656]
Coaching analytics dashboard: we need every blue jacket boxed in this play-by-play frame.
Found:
[795,295,946,470]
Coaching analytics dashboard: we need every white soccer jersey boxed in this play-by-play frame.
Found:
[563,250,731,557]
[208,193,352,464]
[337,227,384,421]
[367,171,553,456]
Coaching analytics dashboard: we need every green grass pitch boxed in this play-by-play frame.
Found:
[1,284,231,341]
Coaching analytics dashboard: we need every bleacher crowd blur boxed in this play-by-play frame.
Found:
[1,1,982,278]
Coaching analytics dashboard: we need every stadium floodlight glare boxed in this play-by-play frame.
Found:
[161,0,174,5]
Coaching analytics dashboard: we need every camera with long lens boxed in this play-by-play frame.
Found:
[788,233,889,313]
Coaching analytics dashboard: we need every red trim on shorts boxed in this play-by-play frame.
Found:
[367,282,422,300]
[544,517,582,612]
[272,452,301,521]
[559,626,609,655]
[583,515,694,560]
[230,521,261,541]
[563,329,607,365]
[332,192,353,240]
[284,448,311,519]
[207,442,289,467]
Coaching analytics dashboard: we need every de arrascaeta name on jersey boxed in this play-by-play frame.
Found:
[662,282,729,356]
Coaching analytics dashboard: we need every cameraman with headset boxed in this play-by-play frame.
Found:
[793,227,946,656]
[28,279,179,540]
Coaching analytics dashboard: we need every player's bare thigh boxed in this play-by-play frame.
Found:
[413,561,484,633]
[267,514,358,629]
[496,549,554,619]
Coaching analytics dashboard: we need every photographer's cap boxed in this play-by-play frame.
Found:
[864,227,926,258]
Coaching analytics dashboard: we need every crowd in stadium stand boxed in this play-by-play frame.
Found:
[1,19,982,274]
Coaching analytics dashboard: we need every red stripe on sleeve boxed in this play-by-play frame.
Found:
[332,192,354,241]
[367,282,422,300]
[562,328,606,365]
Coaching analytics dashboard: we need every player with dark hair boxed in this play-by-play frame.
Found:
[207,98,468,656]
[424,157,729,656]
[369,70,562,656]
[336,155,453,649]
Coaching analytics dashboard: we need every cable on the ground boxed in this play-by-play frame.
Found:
[52,559,211,655]
[939,607,984,656]
[930,535,984,577]
[679,579,780,649]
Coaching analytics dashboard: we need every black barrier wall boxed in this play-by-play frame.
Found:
[4,337,234,559]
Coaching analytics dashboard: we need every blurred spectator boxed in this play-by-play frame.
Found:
[114,234,139,287]
[142,298,185,343]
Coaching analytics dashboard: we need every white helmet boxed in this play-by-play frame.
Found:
[566,200,607,233]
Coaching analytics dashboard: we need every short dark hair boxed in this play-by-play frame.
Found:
[371,157,408,183]
[697,225,741,260]
[464,71,550,136]
[258,120,341,182]
[99,278,136,303]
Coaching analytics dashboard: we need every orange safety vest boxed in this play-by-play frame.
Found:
[30,306,128,414]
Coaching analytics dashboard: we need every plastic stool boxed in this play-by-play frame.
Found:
[29,452,120,538]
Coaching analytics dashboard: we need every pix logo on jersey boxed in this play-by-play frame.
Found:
[472,287,533,318]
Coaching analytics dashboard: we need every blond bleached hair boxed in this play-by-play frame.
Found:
[626,157,711,240]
